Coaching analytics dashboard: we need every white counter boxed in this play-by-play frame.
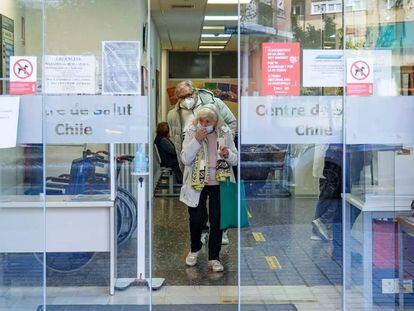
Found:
[344,193,411,212]
[0,195,114,253]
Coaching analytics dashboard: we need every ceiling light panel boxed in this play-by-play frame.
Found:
[205,16,238,21]
[199,46,225,49]
[201,34,231,38]
[200,41,228,44]
[208,0,251,3]
[203,26,225,30]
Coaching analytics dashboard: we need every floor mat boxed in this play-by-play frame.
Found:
[37,304,297,311]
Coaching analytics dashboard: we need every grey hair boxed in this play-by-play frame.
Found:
[193,104,225,128]
[175,80,196,97]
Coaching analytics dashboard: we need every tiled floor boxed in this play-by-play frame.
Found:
[0,189,410,310]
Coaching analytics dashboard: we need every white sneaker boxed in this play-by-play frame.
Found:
[312,218,333,241]
[201,232,209,245]
[208,260,224,272]
[310,233,322,241]
[185,251,200,266]
[221,231,229,245]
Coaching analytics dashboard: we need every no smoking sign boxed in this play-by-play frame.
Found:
[10,56,37,95]
[347,58,373,96]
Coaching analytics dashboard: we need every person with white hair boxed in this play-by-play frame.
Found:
[167,80,237,245]
[167,80,237,166]
[180,104,237,272]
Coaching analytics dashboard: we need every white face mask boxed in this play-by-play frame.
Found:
[197,123,214,134]
[181,97,195,110]
[205,125,214,133]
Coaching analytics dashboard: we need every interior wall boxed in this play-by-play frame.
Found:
[161,50,168,121]
[0,1,25,55]
[150,19,162,189]
[42,0,149,179]
[44,0,145,56]
[0,1,30,194]
[0,0,160,194]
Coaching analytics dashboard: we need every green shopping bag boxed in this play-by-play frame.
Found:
[220,179,249,230]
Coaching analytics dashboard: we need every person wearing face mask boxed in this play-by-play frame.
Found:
[167,80,237,170]
[154,122,183,184]
[167,80,237,246]
[180,104,238,272]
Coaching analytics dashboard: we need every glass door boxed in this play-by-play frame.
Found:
[0,2,44,311]
[239,0,344,309]
[43,0,151,309]
[0,0,413,310]
[150,0,239,309]
[343,0,414,309]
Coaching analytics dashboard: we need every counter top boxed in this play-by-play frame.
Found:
[345,193,411,212]
[0,195,113,208]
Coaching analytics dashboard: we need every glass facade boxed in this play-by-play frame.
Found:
[0,0,412,310]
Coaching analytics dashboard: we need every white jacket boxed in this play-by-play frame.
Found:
[167,89,237,169]
[179,124,238,207]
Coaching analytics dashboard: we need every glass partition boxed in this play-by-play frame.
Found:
[151,0,239,309]
[0,1,44,310]
[0,0,413,310]
[343,0,414,308]
[42,0,150,308]
[239,0,344,309]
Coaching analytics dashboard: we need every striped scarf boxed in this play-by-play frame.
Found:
[191,128,231,190]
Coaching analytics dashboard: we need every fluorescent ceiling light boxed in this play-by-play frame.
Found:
[203,26,225,30]
[205,15,238,21]
[208,0,251,3]
[199,46,225,49]
[200,41,228,44]
[201,34,231,38]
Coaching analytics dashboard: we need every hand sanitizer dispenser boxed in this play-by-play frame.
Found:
[133,143,148,173]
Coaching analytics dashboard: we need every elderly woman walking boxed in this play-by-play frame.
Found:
[180,104,237,272]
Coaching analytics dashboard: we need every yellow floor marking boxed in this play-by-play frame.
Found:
[219,297,238,304]
[265,256,282,270]
[252,232,266,242]
[248,211,252,219]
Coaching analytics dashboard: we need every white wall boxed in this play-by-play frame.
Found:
[43,0,151,181]
[150,19,162,189]
[0,0,161,195]
[0,0,26,55]
[0,1,28,194]
[161,50,168,121]
[44,0,146,56]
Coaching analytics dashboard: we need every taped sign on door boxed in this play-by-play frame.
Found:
[346,58,373,96]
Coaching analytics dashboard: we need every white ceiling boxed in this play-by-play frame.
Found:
[151,0,238,51]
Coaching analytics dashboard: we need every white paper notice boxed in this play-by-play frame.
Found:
[0,97,20,148]
[102,41,141,95]
[302,49,393,95]
[303,50,343,87]
[44,55,96,94]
